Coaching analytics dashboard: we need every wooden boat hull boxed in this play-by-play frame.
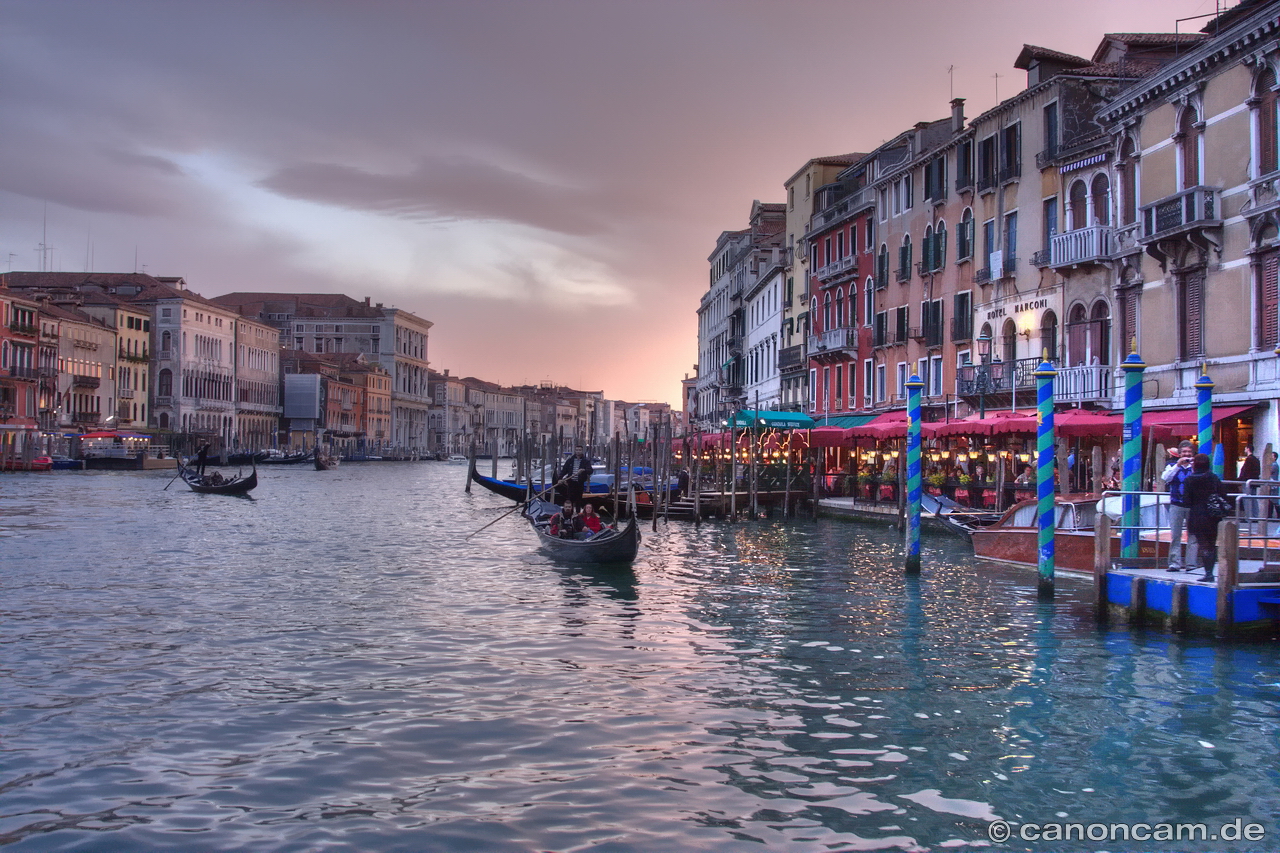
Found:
[314,455,339,470]
[179,463,258,495]
[259,450,314,465]
[524,499,640,564]
[468,461,664,517]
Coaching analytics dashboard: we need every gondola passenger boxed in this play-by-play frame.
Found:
[549,501,581,539]
[579,503,604,539]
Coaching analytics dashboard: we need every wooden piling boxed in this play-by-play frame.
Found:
[1094,511,1110,621]
[1217,519,1238,637]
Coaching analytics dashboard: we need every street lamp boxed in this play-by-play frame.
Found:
[975,331,994,419]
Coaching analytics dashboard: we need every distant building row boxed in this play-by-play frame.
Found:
[0,273,674,459]
[693,0,1280,469]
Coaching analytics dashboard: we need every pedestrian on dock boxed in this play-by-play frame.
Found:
[1162,440,1196,572]
[1184,453,1226,582]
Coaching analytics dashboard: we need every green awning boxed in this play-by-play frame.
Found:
[730,410,816,429]
[813,414,879,428]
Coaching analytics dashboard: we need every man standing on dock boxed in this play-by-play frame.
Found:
[1162,440,1196,572]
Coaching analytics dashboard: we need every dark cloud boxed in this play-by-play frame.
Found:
[258,155,610,237]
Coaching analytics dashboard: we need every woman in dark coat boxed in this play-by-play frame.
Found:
[1183,453,1225,581]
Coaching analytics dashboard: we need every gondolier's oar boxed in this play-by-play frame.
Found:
[162,461,187,490]
[465,476,568,541]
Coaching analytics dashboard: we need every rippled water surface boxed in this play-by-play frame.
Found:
[3,463,1279,852]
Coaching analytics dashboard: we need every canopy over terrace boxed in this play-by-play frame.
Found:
[1140,404,1257,440]
[729,410,816,430]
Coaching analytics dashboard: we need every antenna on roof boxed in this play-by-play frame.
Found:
[948,65,954,100]
[38,204,56,272]
[993,71,1001,103]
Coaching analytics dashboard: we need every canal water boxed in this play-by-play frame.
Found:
[2,463,1278,852]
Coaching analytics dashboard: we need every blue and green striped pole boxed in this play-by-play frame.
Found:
[1121,350,1147,561]
[905,374,924,574]
[1195,369,1218,476]
[1035,356,1057,596]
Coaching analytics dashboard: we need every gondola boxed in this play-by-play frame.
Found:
[177,462,258,495]
[523,498,640,564]
[314,451,339,470]
[259,449,315,465]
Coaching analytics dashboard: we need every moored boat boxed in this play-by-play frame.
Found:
[314,451,339,470]
[259,449,314,465]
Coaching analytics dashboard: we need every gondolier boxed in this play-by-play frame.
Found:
[559,446,592,508]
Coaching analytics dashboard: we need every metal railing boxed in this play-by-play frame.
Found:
[1140,186,1220,242]
[1055,363,1113,402]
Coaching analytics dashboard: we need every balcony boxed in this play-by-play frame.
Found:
[157,350,173,361]
[951,317,973,342]
[1056,363,1114,404]
[72,411,101,425]
[909,325,945,347]
[1030,249,1051,268]
[874,272,888,290]
[1001,255,1018,277]
[973,267,992,285]
[807,328,856,354]
[895,266,911,284]
[119,350,150,363]
[956,173,974,193]
[118,388,135,399]
[72,374,101,389]
[1035,148,1058,170]
[7,365,37,380]
[977,172,997,193]
[778,344,806,371]
[8,322,37,337]
[1140,186,1221,244]
[1050,225,1114,268]
[999,160,1021,183]
[956,356,1040,399]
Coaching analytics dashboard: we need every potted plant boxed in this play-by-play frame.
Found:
[926,472,946,495]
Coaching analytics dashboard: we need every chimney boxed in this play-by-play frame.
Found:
[951,98,966,134]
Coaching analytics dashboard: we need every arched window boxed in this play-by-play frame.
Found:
[835,287,844,327]
[1040,311,1059,363]
[899,235,912,278]
[923,225,934,272]
[1178,106,1201,189]
[823,292,833,331]
[1001,319,1018,365]
[1090,300,1111,366]
[1119,137,1139,225]
[864,277,874,325]
[159,412,169,430]
[934,220,947,271]
[1090,173,1110,226]
[1258,66,1279,176]
[158,368,172,397]
[958,208,974,260]
[1067,303,1090,365]
[877,244,889,286]
[161,330,171,353]
[847,284,857,327]
[1069,180,1088,230]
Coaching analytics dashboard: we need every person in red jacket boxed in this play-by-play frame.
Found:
[579,503,604,538]
[548,501,581,539]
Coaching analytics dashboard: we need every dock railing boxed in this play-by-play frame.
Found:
[1098,489,1173,570]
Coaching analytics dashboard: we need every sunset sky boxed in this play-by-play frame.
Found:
[1,0,1216,404]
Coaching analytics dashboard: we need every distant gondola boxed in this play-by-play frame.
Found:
[314,451,339,470]
[523,498,640,564]
[178,462,258,495]
[259,449,314,465]
[467,459,663,517]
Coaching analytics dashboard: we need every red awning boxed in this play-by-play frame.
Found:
[1055,408,1123,438]
[807,426,855,448]
[848,410,909,439]
[1141,404,1257,438]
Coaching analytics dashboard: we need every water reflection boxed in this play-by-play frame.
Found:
[2,466,1279,851]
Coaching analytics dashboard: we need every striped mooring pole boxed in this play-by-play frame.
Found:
[905,374,924,574]
[1121,350,1147,561]
[1035,356,1057,596]
[1195,369,1219,476]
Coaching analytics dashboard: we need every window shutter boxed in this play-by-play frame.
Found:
[1181,270,1204,359]
[1262,251,1279,349]
[937,227,947,270]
